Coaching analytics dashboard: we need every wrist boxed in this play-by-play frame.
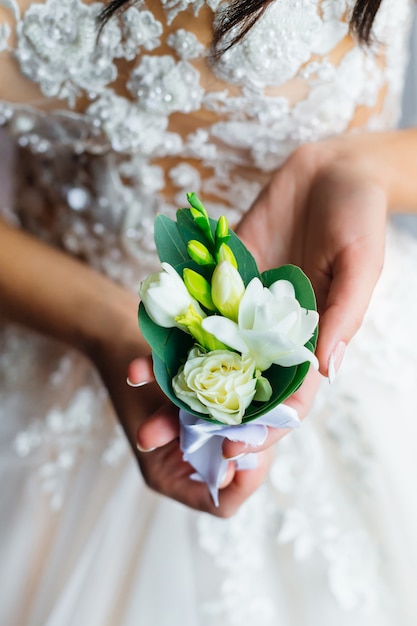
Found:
[0,221,149,366]
[329,130,417,213]
[81,276,149,369]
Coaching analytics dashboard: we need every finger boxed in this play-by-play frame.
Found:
[285,367,322,413]
[219,461,236,489]
[140,443,271,517]
[139,443,233,515]
[315,237,384,379]
[139,443,216,509]
[168,448,271,517]
[305,181,387,380]
[214,447,274,517]
[127,355,154,387]
[222,426,290,460]
[137,402,180,451]
[222,368,321,458]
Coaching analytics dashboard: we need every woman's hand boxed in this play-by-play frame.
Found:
[238,136,391,379]
[224,128,417,459]
[223,130,417,458]
[96,129,417,511]
[126,133,391,494]
[237,128,417,377]
[219,133,400,459]
[95,345,276,517]
[127,355,322,478]
[0,218,277,516]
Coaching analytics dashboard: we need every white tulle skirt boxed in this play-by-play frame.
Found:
[1,221,417,626]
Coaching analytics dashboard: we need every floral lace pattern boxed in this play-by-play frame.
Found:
[0,0,415,620]
[196,397,387,622]
[0,0,413,285]
[195,225,417,622]
[0,325,129,511]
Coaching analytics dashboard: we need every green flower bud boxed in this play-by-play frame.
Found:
[187,193,215,245]
[215,216,230,244]
[183,268,216,311]
[254,372,273,402]
[189,206,205,222]
[175,305,227,352]
[187,240,215,266]
[216,243,238,269]
[211,260,245,322]
[186,192,208,218]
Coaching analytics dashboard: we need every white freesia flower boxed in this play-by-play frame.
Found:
[202,278,319,371]
[211,260,245,321]
[172,347,258,425]
[139,262,204,328]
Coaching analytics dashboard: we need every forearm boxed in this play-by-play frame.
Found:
[0,219,148,361]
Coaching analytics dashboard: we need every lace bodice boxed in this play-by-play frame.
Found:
[1,5,417,624]
[0,0,413,284]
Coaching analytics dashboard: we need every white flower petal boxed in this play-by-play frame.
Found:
[253,300,298,332]
[240,327,318,370]
[238,278,264,329]
[211,261,245,321]
[202,316,248,354]
[272,345,319,369]
[289,309,319,345]
[140,263,204,328]
[172,348,257,424]
[269,279,296,299]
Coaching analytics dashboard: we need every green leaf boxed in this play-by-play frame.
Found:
[152,351,187,409]
[176,208,215,250]
[261,265,317,311]
[241,364,297,422]
[154,214,189,266]
[224,228,260,286]
[152,335,199,415]
[175,259,214,284]
[186,192,208,217]
[279,361,311,399]
[138,303,175,362]
[176,209,261,283]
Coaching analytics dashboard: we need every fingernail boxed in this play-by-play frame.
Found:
[222,452,246,461]
[328,341,346,384]
[136,442,156,453]
[127,377,149,388]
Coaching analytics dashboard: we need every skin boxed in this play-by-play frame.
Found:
[2,130,417,517]
[110,130,417,516]
[1,131,417,517]
[1,0,416,515]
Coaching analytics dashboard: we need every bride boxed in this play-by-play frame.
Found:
[0,0,417,624]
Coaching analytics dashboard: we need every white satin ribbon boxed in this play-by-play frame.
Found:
[179,405,300,506]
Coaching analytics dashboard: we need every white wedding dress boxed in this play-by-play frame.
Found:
[1,0,417,624]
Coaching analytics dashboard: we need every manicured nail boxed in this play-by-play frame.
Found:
[328,341,346,384]
[127,377,149,388]
[136,442,156,453]
[222,452,246,461]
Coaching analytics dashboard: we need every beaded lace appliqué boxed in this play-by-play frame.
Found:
[0,0,412,261]
[0,1,414,610]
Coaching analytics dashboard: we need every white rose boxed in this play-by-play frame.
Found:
[202,278,319,371]
[139,262,204,328]
[172,347,258,425]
